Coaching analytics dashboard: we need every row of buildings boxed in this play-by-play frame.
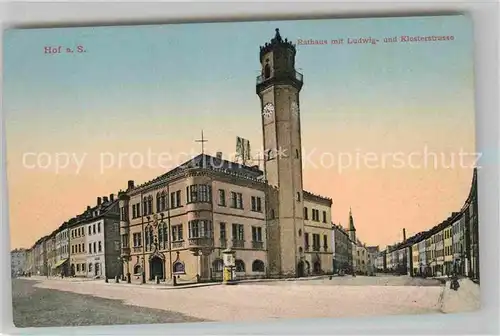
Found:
[18,195,122,279]
[374,169,479,282]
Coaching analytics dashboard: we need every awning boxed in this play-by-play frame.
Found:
[52,258,68,269]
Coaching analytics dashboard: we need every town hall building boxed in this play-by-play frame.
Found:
[118,28,334,282]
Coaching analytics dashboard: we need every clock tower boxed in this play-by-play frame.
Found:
[256,28,305,277]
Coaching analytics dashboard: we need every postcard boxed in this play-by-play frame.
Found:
[4,14,479,328]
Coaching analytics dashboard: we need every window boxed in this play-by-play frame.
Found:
[312,234,320,251]
[133,233,142,247]
[218,190,226,206]
[252,260,265,272]
[132,204,137,218]
[323,235,328,249]
[230,192,243,209]
[88,226,91,235]
[121,206,128,221]
[235,259,245,272]
[312,209,320,221]
[170,192,176,208]
[93,242,96,253]
[78,244,81,253]
[304,207,308,220]
[304,232,309,249]
[136,203,141,217]
[161,191,167,211]
[156,193,161,212]
[189,185,198,203]
[251,196,262,212]
[212,259,223,272]
[322,211,327,223]
[176,190,181,207]
[252,227,263,242]
[121,234,129,248]
[89,243,92,254]
[98,223,101,233]
[188,220,213,238]
[188,185,212,204]
[93,224,96,235]
[172,224,183,241]
[220,223,226,241]
[77,264,80,272]
[98,241,102,253]
[232,224,244,241]
[82,263,86,272]
[264,63,271,79]
[89,263,93,272]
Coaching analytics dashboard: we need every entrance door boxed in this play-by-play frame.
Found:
[297,260,305,278]
[150,257,164,280]
[313,261,321,274]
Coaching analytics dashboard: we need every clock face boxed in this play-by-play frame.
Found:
[291,101,299,116]
[262,102,274,119]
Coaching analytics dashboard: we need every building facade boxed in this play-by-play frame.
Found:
[10,248,27,277]
[366,246,379,275]
[54,225,69,276]
[117,29,334,282]
[332,223,351,273]
[69,196,121,278]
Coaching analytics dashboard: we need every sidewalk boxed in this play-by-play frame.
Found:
[22,274,330,290]
[440,278,480,313]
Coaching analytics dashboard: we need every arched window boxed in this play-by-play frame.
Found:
[133,264,142,275]
[252,260,265,272]
[143,197,148,216]
[212,259,223,272]
[148,195,153,215]
[161,191,167,211]
[235,259,245,272]
[264,62,271,79]
[156,193,161,212]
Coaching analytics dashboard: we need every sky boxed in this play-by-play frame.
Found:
[4,15,476,249]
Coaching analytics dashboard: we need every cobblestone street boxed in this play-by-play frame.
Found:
[12,275,480,327]
[12,279,206,328]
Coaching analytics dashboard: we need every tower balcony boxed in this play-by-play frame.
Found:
[256,70,303,87]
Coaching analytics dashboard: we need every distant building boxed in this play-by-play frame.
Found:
[332,223,351,273]
[10,248,27,277]
[366,246,379,275]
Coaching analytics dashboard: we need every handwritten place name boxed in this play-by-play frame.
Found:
[297,35,455,46]
[44,45,86,54]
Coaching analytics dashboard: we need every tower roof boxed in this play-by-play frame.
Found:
[259,28,296,61]
[349,207,356,231]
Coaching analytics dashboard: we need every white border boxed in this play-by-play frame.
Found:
[0,1,498,335]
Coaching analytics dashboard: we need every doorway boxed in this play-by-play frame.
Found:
[150,256,164,281]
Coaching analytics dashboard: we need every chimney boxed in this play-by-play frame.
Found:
[127,180,135,190]
[216,152,223,160]
[103,196,109,203]
[87,206,91,211]
[97,197,102,206]
[403,228,406,241]
[110,193,114,202]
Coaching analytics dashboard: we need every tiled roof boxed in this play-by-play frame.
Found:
[132,154,264,191]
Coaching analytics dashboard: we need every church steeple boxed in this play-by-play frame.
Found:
[348,207,356,243]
